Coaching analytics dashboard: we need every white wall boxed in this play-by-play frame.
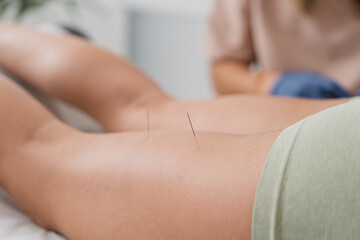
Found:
[15,0,214,54]
[123,0,217,99]
[18,0,126,55]
[124,0,214,16]
[128,9,215,100]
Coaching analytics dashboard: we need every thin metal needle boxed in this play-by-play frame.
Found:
[147,106,150,135]
[187,112,199,150]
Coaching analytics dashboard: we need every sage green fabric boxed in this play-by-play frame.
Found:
[252,100,360,240]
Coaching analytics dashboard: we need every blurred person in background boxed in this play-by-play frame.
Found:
[205,0,360,99]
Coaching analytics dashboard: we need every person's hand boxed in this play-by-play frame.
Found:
[253,71,282,94]
[270,71,351,99]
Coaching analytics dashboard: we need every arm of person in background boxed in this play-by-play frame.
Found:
[206,0,350,99]
[212,58,280,95]
[205,0,280,95]
[212,59,254,94]
[212,60,351,99]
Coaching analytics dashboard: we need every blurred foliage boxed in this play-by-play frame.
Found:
[0,0,76,20]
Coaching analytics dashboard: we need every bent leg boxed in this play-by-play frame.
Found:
[0,24,348,135]
[0,127,280,240]
[0,23,170,131]
[0,72,78,227]
[0,71,279,239]
[143,95,348,135]
[0,73,66,157]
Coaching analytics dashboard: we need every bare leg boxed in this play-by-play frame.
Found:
[0,73,279,239]
[146,95,347,134]
[0,73,74,226]
[0,23,348,135]
[0,23,171,131]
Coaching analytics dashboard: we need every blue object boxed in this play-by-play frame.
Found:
[271,71,351,99]
[356,88,360,96]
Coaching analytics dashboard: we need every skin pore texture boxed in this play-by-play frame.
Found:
[0,23,349,239]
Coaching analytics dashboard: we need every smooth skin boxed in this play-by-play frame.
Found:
[0,73,279,240]
[0,24,348,239]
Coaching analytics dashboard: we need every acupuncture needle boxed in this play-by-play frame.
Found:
[187,112,200,150]
[147,106,150,135]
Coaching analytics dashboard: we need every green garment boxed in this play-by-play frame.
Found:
[252,99,360,240]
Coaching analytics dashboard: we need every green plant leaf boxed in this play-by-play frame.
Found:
[0,0,12,17]
[16,0,48,18]
[0,0,79,20]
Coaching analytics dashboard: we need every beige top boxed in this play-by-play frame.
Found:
[205,0,360,92]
